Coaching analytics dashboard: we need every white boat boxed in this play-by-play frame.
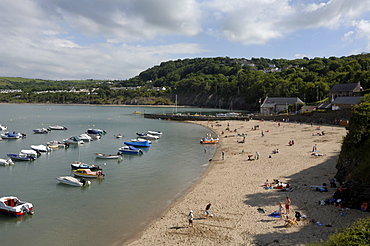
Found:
[1,132,26,139]
[136,133,159,140]
[130,138,152,144]
[118,145,143,155]
[48,125,67,130]
[33,128,50,134]
[78,133,93,142]
[0,196,34,217]
[0,158,14,166]
[47,140,67,148]
[20,149,39,158]
[0,124,7,131]
[94,153,122,159]
[64,136,84,145]
[30,144,52,152]
[56,176,91,187]
[147,130,163,135]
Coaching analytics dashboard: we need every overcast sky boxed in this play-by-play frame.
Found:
[1,0,370,80]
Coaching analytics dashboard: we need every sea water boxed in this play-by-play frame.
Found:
[0,104,223,245]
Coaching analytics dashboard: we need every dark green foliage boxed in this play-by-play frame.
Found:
[1,53,370,106]
[308,217,370,246]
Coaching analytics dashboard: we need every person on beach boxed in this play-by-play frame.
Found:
[255,151,260,160]
[312,144,317,152]
[188,210,194,227]
[278,202,284,219]
[205,203,212,218]
[222,151,225,160]
[285,197,291,215]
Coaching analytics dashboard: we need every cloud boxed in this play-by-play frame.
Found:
[0,0,370,80]
[202,0,370,44]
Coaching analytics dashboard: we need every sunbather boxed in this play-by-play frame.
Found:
[284,216,298,227]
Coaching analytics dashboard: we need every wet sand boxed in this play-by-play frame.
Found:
[121,119,367,245]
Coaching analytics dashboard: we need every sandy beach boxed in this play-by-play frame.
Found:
[120,119,368,246]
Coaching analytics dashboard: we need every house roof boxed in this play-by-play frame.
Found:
[316,103,332,109]
[261,97,304,108]
[331,96,362,105]
[330,82,360,92]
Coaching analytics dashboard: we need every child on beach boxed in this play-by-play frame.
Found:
[188,210,194,227]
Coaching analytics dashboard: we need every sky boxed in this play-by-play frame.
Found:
[1,0,370,80]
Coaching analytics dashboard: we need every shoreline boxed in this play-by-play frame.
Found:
[120,120,368,245]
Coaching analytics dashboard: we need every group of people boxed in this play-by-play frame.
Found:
[188,203,212,227]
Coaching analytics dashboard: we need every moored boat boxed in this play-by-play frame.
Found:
[72,169,105,178]
[0,158,14,166]
[200,133,219,144]
[48,125,68,130]
[135,133,159,140]
[130,138,152,144]
[30,144,52,152]
[94,153,121,159]
[1,132,26,139]
[147,130,163,135]
[7,153,36,161]
[33,128,50,134]
[71,161,102,171]
[64,136,84,145]
[118,145,143,155]
[79,133,93,142]
[0,196,34,217]
[56,176,91,187]
[0,124,7,131]
[47,140,68,148]
[124,140,151,147]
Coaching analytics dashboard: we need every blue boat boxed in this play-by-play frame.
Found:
[124,140,150,147]
[7,153,36,161]
[118,145,143,155]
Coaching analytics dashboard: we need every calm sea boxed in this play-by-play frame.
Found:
[0,104,226,246]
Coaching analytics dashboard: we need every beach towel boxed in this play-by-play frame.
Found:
[268,211,282,218]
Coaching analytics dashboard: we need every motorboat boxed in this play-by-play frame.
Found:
[200,133,219,144]
[71,161,102,171]
[86,129,106,135]
[114,134,123,138]
[0,158,14,166]
[130,138,152,144]
[200,137,219,144]
[72,169,105,178]
[64,136,84,145]
[48,125,67,130]
[118,145,143,155]
[132,111,142,114]
[124,140,150,147]
[79,133,94,142]
[0,196,34,217]
[33,128,50,134]
[135,133,159,140]
[147,130,163,135]
[94,153,122,159]
[86,129,103,140]
[20,149,40,158]
[56,176,91,187]
[7,153,36,161]
[47,140,67,148]
[30,144,52,152]
[0,124,7,131]
[1,132,26,139]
